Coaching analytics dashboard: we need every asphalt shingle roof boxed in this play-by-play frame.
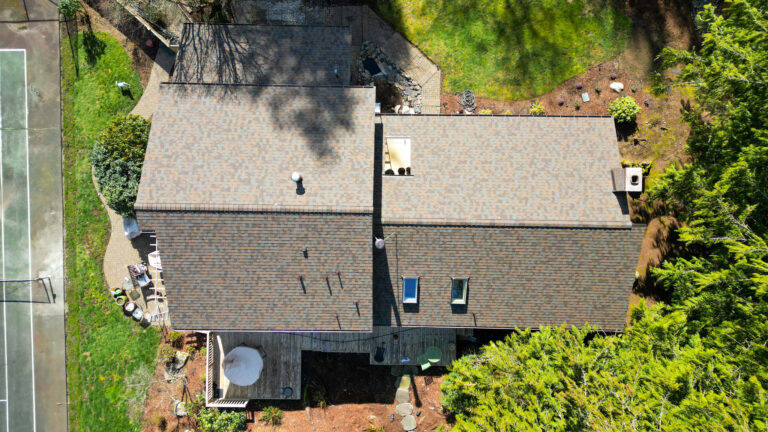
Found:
[174,23,352,85]
[378,115,630,227]
[135,83,376,212]
[138,210,372,331]
[373,224,645,331]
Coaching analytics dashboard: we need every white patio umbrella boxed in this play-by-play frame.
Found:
[222,346,263,386]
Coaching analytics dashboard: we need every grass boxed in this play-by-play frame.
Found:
[375,0,632,100]
[62,30,161,431]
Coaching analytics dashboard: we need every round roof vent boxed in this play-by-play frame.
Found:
[291,171,302,183]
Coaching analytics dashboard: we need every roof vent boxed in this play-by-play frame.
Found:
[291,171,302,183]
[374,237,386,249]
[612,167,643,193]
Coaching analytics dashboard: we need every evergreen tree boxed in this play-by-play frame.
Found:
[442,1,768,429]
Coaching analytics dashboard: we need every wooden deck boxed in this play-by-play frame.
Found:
[208,327,472,401]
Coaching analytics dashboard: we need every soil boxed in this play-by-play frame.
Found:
[142,342,449,432]
[75,1,160,87]
[142,331,206,432]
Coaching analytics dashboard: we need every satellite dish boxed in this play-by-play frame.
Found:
[374,238,386,249]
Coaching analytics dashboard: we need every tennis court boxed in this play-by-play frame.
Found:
[0,48,36,432]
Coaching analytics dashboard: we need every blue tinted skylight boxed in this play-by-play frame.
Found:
[403,277,419,304]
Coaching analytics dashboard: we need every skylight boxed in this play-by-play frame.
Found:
[384,137,411,176]
[403,277,419,304]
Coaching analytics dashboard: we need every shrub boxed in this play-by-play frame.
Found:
[167,330,183,347]
[194,408,246,432]
[150,413,166,429]
[185,345,198,357]
[58,0,81,19]
[98,114,150,163]
[529,101,545,116]
[157,344,176,364]
[595,86,602,94]
[365,419,385,432]
[477,108,493,115]
[91,114,150,217]
[608,96,641,124]
[185,394,205,419]
[503,110,511,115]
[260,406,283,425]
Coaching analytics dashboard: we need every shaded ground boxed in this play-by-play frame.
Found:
[143,346,450,432]
[376,0,632,100]
[74,1,160,87]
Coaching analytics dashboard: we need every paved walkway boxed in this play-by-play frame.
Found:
[99,46,175,327]
[131,46,175,119]
[231,3,442,113]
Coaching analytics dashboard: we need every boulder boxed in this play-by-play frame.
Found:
[610,82,624,93]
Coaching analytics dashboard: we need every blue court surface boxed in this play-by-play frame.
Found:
[0,48,36,432]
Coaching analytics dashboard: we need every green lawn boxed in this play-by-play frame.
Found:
[375,0,632,100]
[62,30,160,431]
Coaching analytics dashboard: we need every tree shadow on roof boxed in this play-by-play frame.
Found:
[169,23,361,158]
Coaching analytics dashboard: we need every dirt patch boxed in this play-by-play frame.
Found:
[142,344,450,431]
[251,353,449,431]
[142,331,206,432]
[75,1,160,87]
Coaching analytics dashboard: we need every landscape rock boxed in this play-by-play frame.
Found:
[610,82,625,93]
[396,375,411,389]
[396,403,414,416]
[401,415,417,431]
[358,41,423,113]
[395,387,410,403]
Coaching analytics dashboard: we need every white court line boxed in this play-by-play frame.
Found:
[23,48,38,432]
[0,48,37,432]
[0,49,9,432]
[0,49,10,432]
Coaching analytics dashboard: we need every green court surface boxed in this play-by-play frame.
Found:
[0,49,36,432]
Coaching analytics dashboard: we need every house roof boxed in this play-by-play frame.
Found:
[135,83,376,213]
[138,210,372,331]
[173,23,352,85]
[373,224,645,331]
[377,115,630,228]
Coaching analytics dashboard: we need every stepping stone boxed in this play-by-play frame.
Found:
[396,375,411,389]
[401,414,417,431]
[395,402,414,416]
[395,387,410,403]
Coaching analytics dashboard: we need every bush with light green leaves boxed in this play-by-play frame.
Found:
[607,96,641,123]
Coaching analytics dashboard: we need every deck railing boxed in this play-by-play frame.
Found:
[205,333,215,404]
